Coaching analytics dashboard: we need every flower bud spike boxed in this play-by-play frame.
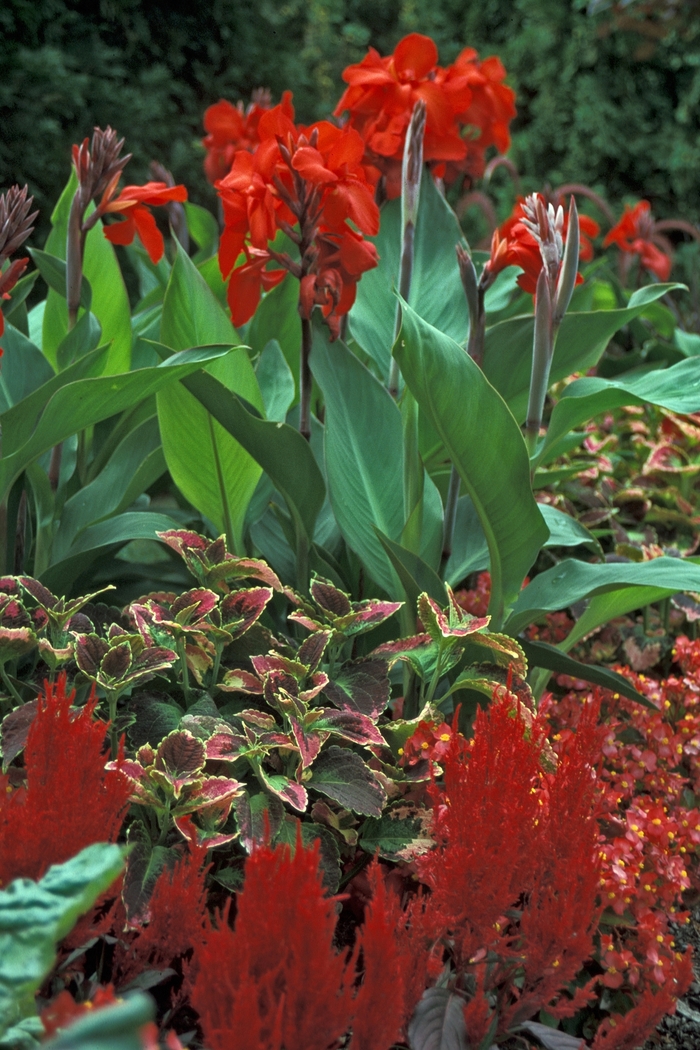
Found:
[524,267,553,459]
[554,195,580,330]
[0,185,38,264]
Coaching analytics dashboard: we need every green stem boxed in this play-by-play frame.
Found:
[0,663,23,707]
[157,799,172,846]
[425,647,444,707]
[210,644,223,692]
[207,413,236,554]
[299,316,313,442]
[178,636,192,707]
[440,466,461,578]
[107,690,120,760]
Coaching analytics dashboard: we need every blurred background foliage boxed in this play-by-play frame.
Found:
[2,0,700,245]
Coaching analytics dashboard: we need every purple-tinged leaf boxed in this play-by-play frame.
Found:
[220,587,273,639]
[205,730,248,762]
[219,668,264,693]
[208,557,283,592]
[287,609,325,633]
[370,633,432,659]
[323,658,390,718]
[1,700,38,765]
[101,641,132,680]
[0,578,19,594]
[299,671,329,703]
[238,709,277,729]
[418,592,490,640]
[288,714,326,769]
[255,763,308,812]
[18,576,57,608]
[408,988,469,1050]
[174,818,238,849]
[307,745,386,816]
[113,758,148,783]
[310,578,352,616]
[297,629,331,672]
[312,709,384,747]
[136,742,156,766]
[156,529,209,555]
[73,633,109,675]
[251,652,308,679]
[0,626,36,661]
[122,820,175,926]
[170,588,219,622]
[154,730,206,796]
[235,792,285,852]
[520,1021,587,1050]
[177,775,244,812]
[462,630,527,678]
[341,598,403,636]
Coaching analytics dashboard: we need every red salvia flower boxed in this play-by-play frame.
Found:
[0,673,130,887]
[603,200,672,281]
[335,33,515,199]
[102,181,188,263]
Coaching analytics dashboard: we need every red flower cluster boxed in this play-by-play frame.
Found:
[398,718,453,768]
[486,193,599,294]
[216,98,379,335]
[0,674,130,886]
[334,33,516,199]
[191,835,416,1050]
[102,181,188,264]
[414,688,606,1041]
[604,200,672,281]
[202,91,284,183]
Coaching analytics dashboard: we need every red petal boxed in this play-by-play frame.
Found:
[132,206,166,264]
[393,33,438,80]
[292,146,338,184]
[103,214,136,247]
[227,262,264,327]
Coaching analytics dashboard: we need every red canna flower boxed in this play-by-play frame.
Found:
[202,90,291,183]
[0,673,131,887]
[102,181,188,263]
[215,96,379,335]
[603,200,672,281]
[335,34,515,198]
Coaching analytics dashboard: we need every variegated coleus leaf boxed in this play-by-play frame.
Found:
[288,575,402,642]
[18,576,115,633]
[73,631,177,694]
[323,657,391,719]
[418,585,490,642]
[171,773,244,817]
[306,708,385,748]
[219,587,274,642]
[250,756,309,812]
[156,529,285,595]
[369,632,455,681]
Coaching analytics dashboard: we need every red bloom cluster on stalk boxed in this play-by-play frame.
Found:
[202,90,285,184]
[0,674,130,886]
[191,834,416,1050]
[101,182,188,263]
[216,98,379,335]
[335,33,516,199]
[604,200,672,281]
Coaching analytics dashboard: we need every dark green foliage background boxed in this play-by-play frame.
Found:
[3,0,700,241]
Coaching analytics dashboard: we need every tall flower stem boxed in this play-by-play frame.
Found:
[299,316,314,442]
[388,100,426,399]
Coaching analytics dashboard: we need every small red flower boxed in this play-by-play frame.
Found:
[603,201,672,281]
[102,181,188,263]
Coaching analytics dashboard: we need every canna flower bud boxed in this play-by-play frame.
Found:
[401,99,427,237]
[554,195,580,328]
[0,185,38,264]
[520,192,564,290]
[72,126,131,226]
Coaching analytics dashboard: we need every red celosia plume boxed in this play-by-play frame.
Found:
[0,673,130,887]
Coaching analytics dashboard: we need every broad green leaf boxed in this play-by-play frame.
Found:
[55,310,102,370]
[247,272,301,388]
[28,249,91,310]
[539,503,602,553]
[183,201,219,255]
[179,371,325,546]
[444,495,490,587]
[0,843,124,1037]
[519,638,655,709]
[395,302,548,628]
[43,995,155,1050]
[158,246,263,552]
[41,511,179,594]
[375,529,446,608]
[42,172,132,373]
[0,345,233,504]
[0,324,53,411]
[1,343,110,458]
[559,585,678,653]
[482,283,685,422]
[359,805,432,862]
[2,270,39,325]
[539,356,700,465]
[311,338,404,595]
[54,417,165,560]
[350,175,468,379]
[256,339,295,422]
[506,557,700,636]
